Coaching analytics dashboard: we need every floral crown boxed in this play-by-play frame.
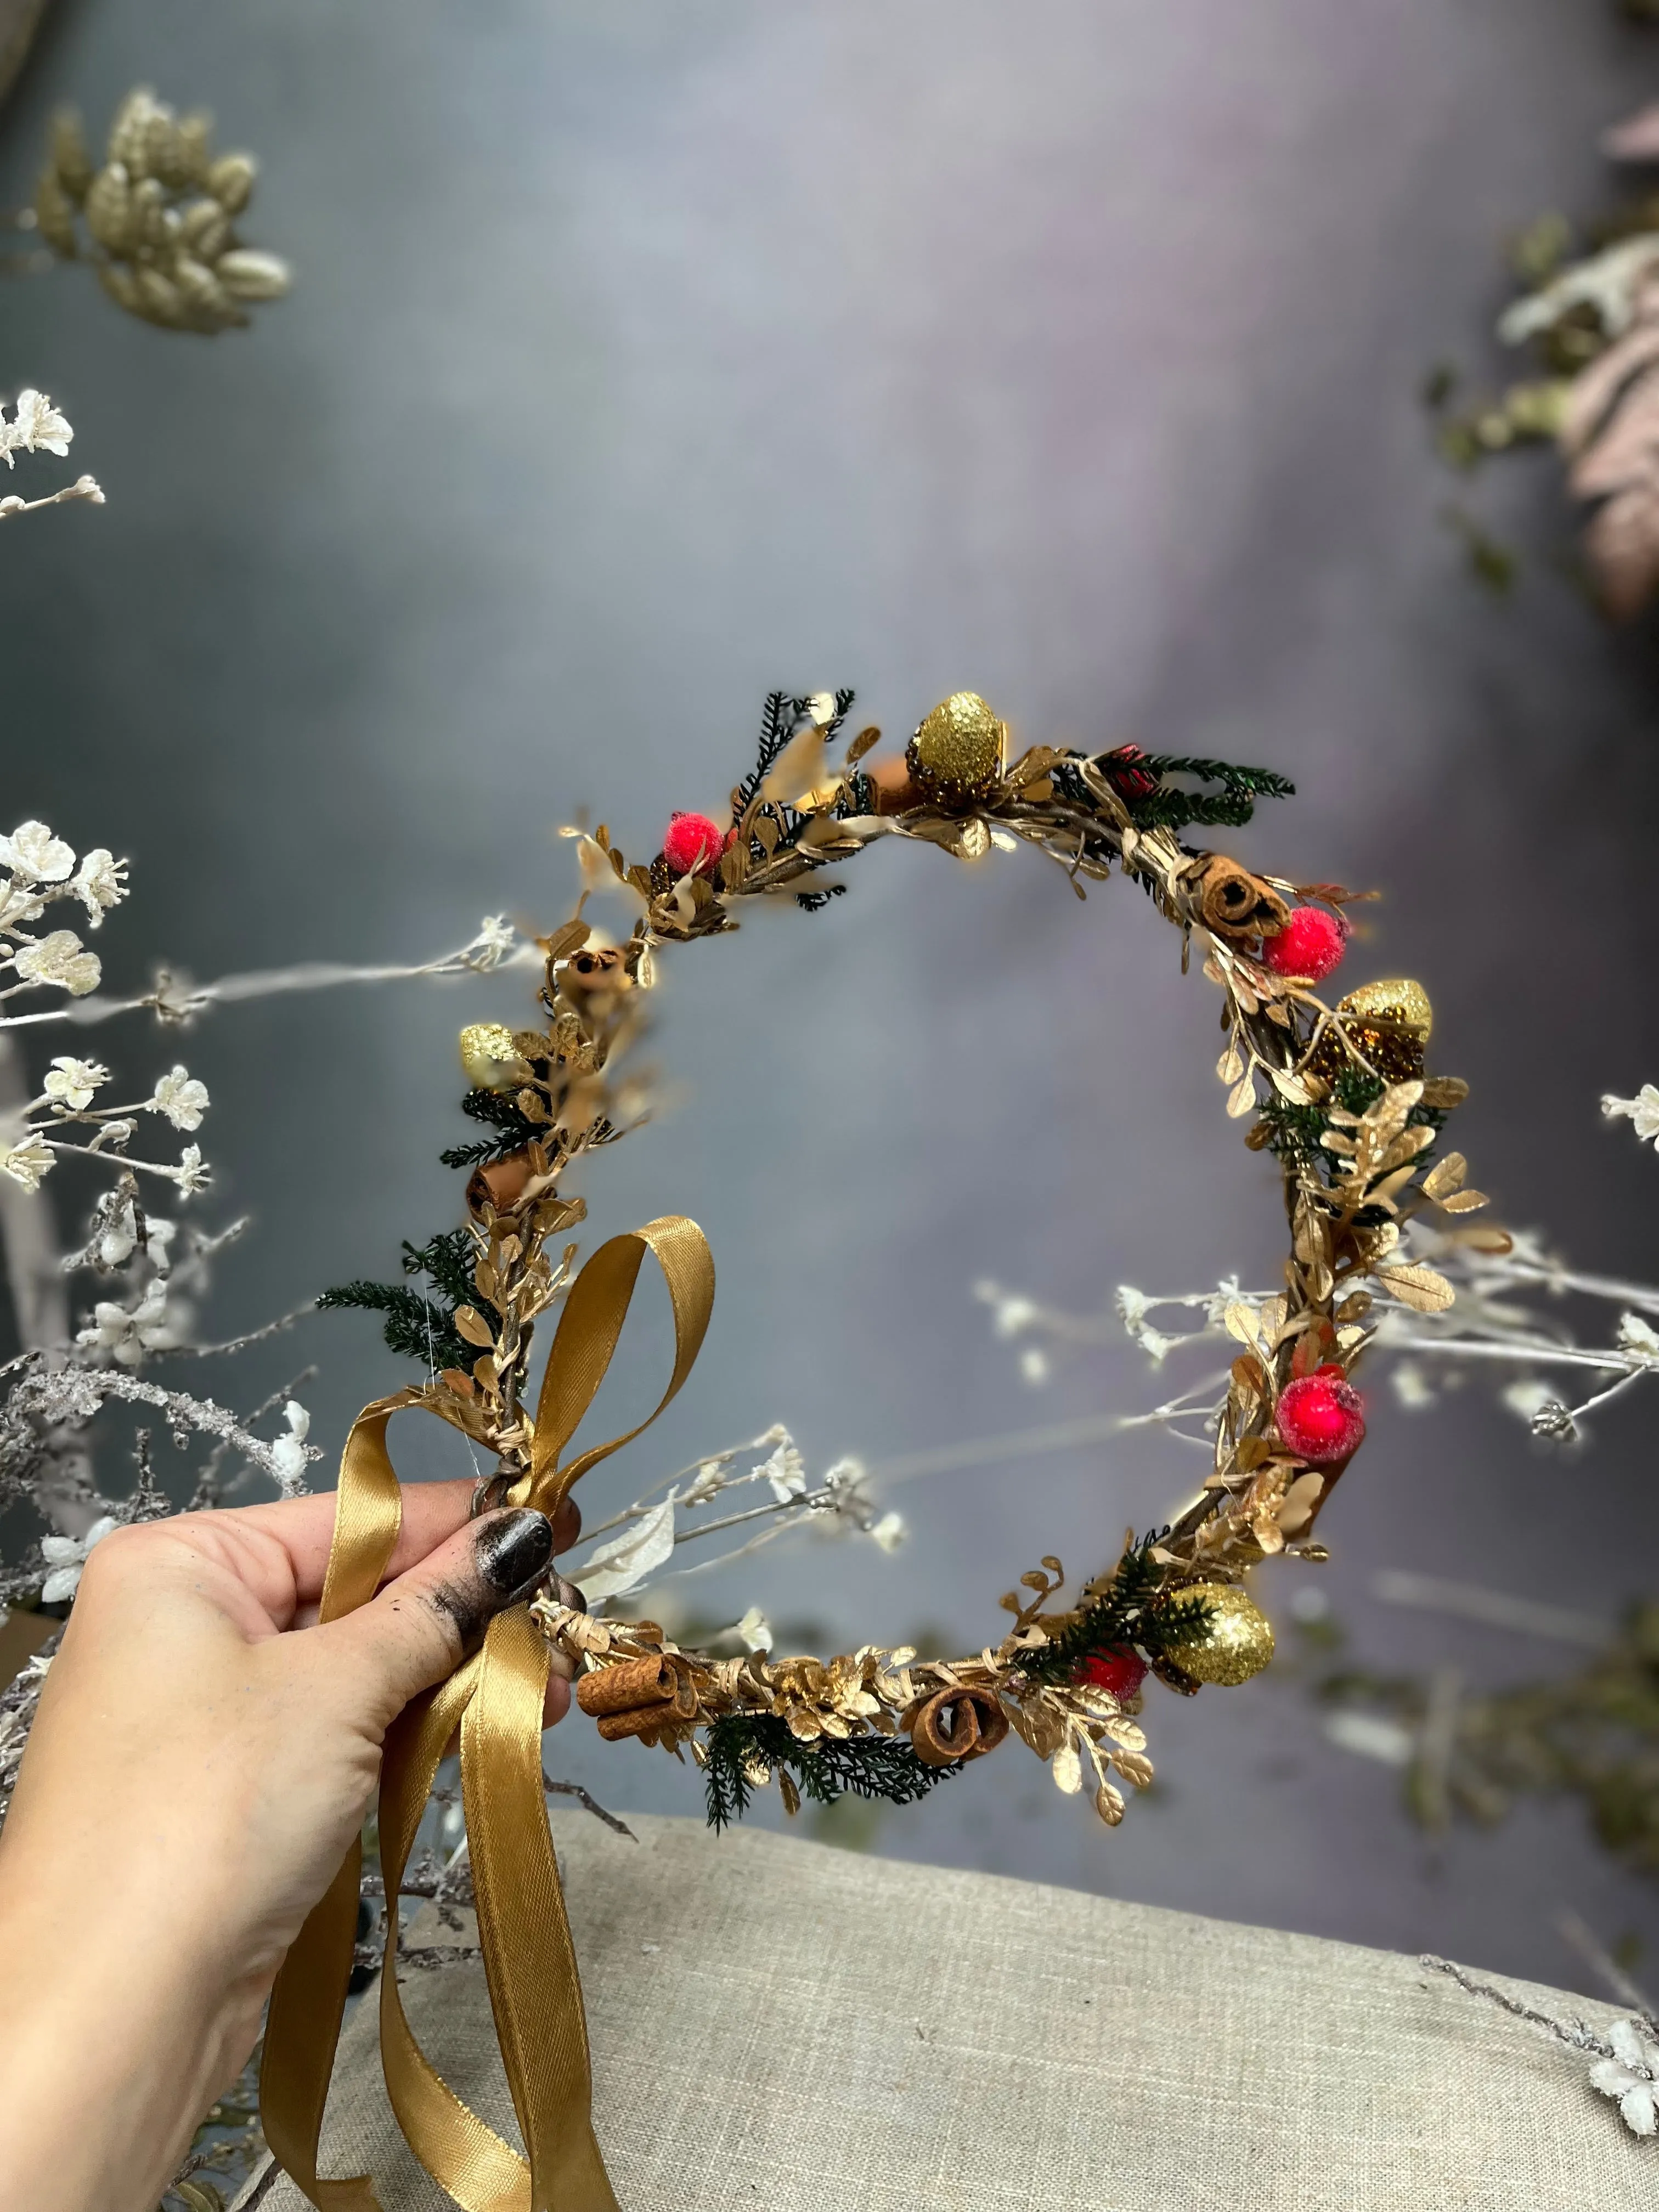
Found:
[270,690,1489,2212]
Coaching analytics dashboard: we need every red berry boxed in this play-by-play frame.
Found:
[1276,1373,1365,1465]
[663,812,725,877]
[1078,1648,1148,1702]
[1099,744,1160,801]
[1262,905,1347,982]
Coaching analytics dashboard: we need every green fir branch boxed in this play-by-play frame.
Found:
[1119,754,1295,833]
[702,1711,962,1831]
[1019,1536,1217,1687]
[438,1088,543,1169]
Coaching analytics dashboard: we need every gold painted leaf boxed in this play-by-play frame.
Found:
[1227,1073,1257,1118]
[454,1305,494,1347]
[1373,1261,1456,1313]
[1420,1150,1468,1201]
[1094,1780,1126,1826]
[1052,1739,1084,1795]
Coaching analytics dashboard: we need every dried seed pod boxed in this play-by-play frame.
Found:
[50,110,93,201]
[172,255,235,323]
[907,1683,1009,1767]
[32,168,78,258]
[133,175,171,250]
[84,163,136,255]
[206,151,257,214]
[216,248,292,302]
[1194,854,1291,941]
[179,198,230,261]
[176,112,213,185]
[106,89,158,175]
[134,264,185,325]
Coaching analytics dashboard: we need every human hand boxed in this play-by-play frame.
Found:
[0,1481,578,2212]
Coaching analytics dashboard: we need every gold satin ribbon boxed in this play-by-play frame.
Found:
[261,1217,715,2212]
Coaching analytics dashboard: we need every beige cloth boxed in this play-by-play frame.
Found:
[239,1810,1651,2210]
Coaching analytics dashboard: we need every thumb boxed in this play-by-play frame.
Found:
[315,1505,557,1724]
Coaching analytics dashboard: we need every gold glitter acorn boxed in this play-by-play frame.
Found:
[906,692,1005,804]
[1163,1583,1274,1686]
[1308,978,1434,1088]
[1339,977,1432,1041]
[458,1022,531,1093]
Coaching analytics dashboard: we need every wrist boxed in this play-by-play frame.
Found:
[0,1849,255,2212]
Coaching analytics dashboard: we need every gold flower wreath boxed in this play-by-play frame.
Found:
[270,691,1497,2212]
[370,690,1490,1830]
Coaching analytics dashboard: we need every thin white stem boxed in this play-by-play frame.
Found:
[0,475,102,520]
[4,935,539,1033]
[1378,1334,1643,1374]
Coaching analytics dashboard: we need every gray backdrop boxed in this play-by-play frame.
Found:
[4,0,1659,1993]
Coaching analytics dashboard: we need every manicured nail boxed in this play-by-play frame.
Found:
[475,1508,554,1599]
[555,1577,587,1613]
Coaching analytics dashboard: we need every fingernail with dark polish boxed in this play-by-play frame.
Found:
[476,1508,555,1600]
[556,1577,587,1614]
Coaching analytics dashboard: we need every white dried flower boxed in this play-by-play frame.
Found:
[757,1437,807,1503]
[38,1514,116,1604]
[0,879,45,929]
[473,914,516,966]
[735,1606,773,1654]
[269,1400,312,1493]
[0,820,75,881]
[150,1065,208,1130]
[96,1194,139,1268]
[804,692,839,727]
[1602,1084,1659,1146]
[14,928,100,995]
[43,1056,109,1110]
[870,1511,905,1553]
[77,1279,179,1365]
[1615,1311,1659,1364]
[0,389,72,465]
[71,848,126,925]
[174,1143,210,1195]
[0,1132,55,1192]
[1589,2017,1659,2137]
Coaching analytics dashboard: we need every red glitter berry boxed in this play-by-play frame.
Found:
[662,812,725,877]
[1078,1649,1148,1702]
[1098,743,1161,802]
[1262,905,1348,983]
[1276,1372,1366,1465]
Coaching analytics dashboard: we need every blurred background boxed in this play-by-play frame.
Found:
[4,0,1659,1995]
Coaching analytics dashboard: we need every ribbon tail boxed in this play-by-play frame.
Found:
[259,1836,382,2212]
[464,1607,619,2212]
[375,1656,538,2210]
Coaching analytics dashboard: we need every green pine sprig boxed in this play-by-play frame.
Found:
[702,1711,963,1831]
[1018,1534,1217,1688]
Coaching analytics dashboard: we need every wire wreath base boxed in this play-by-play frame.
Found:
[324,688,1494,1835]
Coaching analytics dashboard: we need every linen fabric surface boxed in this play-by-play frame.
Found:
[239,1811,1650,2211]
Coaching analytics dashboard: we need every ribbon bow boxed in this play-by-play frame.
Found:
[260,1216,715,2211]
